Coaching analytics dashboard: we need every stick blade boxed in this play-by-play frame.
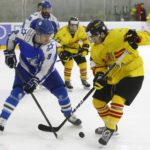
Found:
[38,124,52,132]
[38,124,59,132]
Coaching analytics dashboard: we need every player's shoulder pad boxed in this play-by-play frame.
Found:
[29,12,40,21]
[16,28,36,44]
[50,13,58,22]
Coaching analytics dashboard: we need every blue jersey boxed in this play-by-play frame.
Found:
[23,11,59,34]
[7,28,58,82]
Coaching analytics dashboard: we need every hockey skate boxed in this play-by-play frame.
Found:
[98,128,114,145]
[95,125,118,135]
[0,117,6,131]
[68,115,82,126]
[65,81,73,91]
[81,79,90,89]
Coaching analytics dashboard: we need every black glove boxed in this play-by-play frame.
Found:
[124,30,139,50]
[80,44,89,57]
[4,50,17,68]
[23,77,39,94]
[93,72,107,90]
[59,51,72,62]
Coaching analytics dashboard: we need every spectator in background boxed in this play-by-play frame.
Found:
[130,3,147,21]
[130,4,137,21]
[139,3,147,21]
[147,13,150,23]
[147,13,150,33]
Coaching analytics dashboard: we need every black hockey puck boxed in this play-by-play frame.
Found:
[79,132,85,138]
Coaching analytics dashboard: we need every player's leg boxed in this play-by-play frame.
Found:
[42,69,82,126]
[74,55,90,88]
[0,65,29,131]
[92,85,112,134]
[63,59,74,91]
[99,76,144,145]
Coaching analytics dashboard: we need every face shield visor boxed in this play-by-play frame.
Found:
[69,20,79,34]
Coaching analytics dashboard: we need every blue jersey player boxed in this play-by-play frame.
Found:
[23,0,59,34]
[0,19,81,131]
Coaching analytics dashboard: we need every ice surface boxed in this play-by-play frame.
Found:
[0,46,150,150]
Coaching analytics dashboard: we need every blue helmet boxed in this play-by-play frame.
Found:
[35,19,54,35]
[41,0,52,9]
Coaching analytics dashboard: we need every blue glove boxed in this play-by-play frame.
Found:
[93,72,107,90]
[4,50,17,68]
[23,77,39,94]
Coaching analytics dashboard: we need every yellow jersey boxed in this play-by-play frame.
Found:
[90,28,150,85]
[54,25,89,54]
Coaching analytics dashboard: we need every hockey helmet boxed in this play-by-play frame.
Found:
[86,19,108,37]
[68,17,79,34]
[68,17,79,26]
[35,19,54,35]
[41,0,52,9]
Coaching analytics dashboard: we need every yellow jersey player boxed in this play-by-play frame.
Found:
[54,17,90,91]
[86,19,150,145]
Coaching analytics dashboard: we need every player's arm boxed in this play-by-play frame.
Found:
[4,31,19,68]
[22,13,37,29]
[35,43,57,82]
[136,31,150,46]
[50,14,60,33]
[90,57,108,90]
[54,32,72,61]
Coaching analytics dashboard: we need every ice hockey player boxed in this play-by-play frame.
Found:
[86,19,150,145]
[54,17,91,91]
[0,19,81,132]
[23,0,59,34]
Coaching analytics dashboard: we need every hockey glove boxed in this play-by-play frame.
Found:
[4,50,17,68]
[124,29,139,50]
[59,51,72,62]
[80,44,89,57]
[93,72,107,90]
[23,77,39,94]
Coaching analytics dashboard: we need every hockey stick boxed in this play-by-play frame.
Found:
[38,50,129,132]
[38,87,95,132]
[14,67,58,138]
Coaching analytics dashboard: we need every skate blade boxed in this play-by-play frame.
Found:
[95,131,119,136]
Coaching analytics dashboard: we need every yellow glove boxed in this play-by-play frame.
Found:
[80,44,89,57]
[82,51,88,57]
[93,72,107,90]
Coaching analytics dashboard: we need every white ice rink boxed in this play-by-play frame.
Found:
[0,46,150,150]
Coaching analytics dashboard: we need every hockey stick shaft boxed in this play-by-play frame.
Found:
[38,87,95,132]
[15,67,57,138]
[38,50,129,132]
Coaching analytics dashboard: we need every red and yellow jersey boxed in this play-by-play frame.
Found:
[54,25,89,54]
[90,28,150,85]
